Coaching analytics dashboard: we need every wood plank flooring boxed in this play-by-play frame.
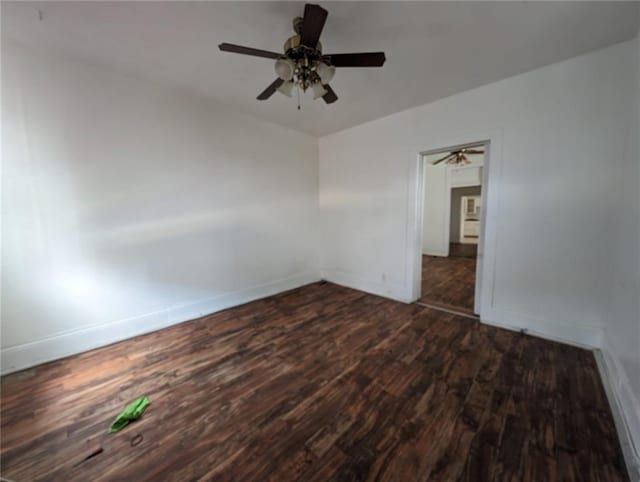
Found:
[420,253,477,315]
[1,282,628,481]
[449,243,478,258]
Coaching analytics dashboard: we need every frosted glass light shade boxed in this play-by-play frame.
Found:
[311,82,327,100]
[316,62,335,84]
[278,81,295,97]
[275,58,295,81]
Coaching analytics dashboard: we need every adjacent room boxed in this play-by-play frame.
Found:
[2,1,639,481]
[420,146,485,315]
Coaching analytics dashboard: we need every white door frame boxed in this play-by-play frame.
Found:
[409,129,503,317]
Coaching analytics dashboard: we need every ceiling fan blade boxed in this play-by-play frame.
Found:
[257,78,285,100]
[322,84,338,104]
[219,43,282,59]
[463,149,485,155]
[432,153,455,165]
[300,4,328,48]
[326,52,386,67]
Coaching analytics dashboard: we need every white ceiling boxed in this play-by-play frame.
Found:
[3,1,639,137]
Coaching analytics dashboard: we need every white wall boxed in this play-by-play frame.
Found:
[601,31,640,476]
[320,40,635,342]
[1,43,320,373]
[422,164,449,256]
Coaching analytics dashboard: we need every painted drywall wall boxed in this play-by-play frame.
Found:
[1,43,320,373]
[601,31,640,475]
[450,186,482,243]
[422,164,449,256]
[319,40,635,345]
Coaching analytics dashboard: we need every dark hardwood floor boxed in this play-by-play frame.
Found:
[420,248,477,314]
[449,243,478,258]
[1,282,627,481]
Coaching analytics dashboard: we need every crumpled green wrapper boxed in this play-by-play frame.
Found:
[108,396,150,433]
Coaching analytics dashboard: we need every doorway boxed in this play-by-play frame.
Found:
[417,143,486,316]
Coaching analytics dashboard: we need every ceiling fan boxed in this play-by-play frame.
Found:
[218,3,386,106]
[432,148,485,166]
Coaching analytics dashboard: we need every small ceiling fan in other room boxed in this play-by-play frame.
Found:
[432,148,485,166]
[218,3,386,106]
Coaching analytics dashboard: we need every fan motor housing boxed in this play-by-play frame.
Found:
[283,34,322,57]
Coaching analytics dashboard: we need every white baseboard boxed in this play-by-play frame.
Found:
[480,307,603,349]
[1,271,320,375]
[596,347,640,481]
[320,269,411,303]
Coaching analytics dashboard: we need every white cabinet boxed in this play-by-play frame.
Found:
[463,220,480,237]
[463,196,481,217]
[460,195,482,244]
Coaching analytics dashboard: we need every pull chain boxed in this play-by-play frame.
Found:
[297,85,301,110]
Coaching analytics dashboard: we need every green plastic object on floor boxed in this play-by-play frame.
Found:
[108,396,150,433]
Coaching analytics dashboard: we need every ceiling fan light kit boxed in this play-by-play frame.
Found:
[311,82,328,99]
[316,61,336,84]
[275,58,295,81]
[218,3,386,107]
[278,80,295,97]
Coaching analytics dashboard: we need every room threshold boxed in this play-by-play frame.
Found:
[413,301,479,320]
